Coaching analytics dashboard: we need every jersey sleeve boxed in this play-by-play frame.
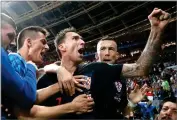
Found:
[109,64,123,79]
[1,48,37,110]
[8,53,27,77]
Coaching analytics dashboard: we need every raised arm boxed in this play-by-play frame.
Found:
[1,48,36,109]
[122,8,170,78]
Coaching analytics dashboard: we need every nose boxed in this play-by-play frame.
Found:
[165,109,173,116]
[80,39,85,46]
[105,49,110,56]
[45,44,49,51]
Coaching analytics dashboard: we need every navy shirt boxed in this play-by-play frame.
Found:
[37,62,128,119]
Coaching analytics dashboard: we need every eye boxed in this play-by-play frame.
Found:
[109,47,115,51]
[162,107,168,111]
[7,33,16,41]
[41,39,47,45]
[100,47,106,51]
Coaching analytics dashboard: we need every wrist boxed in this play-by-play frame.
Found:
[43,64,60,73]
[69,102,77,113]
[128,99,137,108]
[150,27,165,34]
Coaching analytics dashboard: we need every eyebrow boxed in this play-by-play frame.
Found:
[100,46,115,49]
[163,106,177,110]
[73,35,83,39]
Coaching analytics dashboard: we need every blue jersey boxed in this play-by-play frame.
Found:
[1,48,37,119]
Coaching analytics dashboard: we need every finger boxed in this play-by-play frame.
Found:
[87,98,94,102]
[74,75,86,79]
[142,88,149,95]
[88,101,95,106]
[159,15,164,21]
[70,80,75,95]
[140,84,147,92]
[58,80,63,93]
[63,82,69,95]
[134,84,139,92]
[87,109,93,112]
[75,79,87,83]
[76,87,83,92]
[66,82,73,96]
[76,83,87,89]
[163,12,170,20]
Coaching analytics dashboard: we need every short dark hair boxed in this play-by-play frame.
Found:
[100,35,116,41]
[97,35,118,50]
[159,97,177,112]
[54,27,76,59]
[1,13,16,30]
[17,26,49,50]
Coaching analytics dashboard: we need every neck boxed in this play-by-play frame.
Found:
[60,57,78,75]
[18,48,29,61]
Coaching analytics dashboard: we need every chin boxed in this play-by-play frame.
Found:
[33,59,43,65]
[75,59,83,64]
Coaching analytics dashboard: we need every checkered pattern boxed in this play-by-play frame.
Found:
[8,53,27,77]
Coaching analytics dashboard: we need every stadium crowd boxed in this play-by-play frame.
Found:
[1,7,176,120]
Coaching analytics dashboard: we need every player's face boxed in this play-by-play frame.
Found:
[97,40,118,64]
[28,32,49,64]
[158,102,177,120]
[62,32,85,63]
[1,23,16,49]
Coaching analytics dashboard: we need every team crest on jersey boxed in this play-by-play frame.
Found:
[115,81,122,92]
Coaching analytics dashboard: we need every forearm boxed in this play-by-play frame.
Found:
[35,83,60,104]
[122,28,163,77]
[136,28,163,75]
[29,104,75,118]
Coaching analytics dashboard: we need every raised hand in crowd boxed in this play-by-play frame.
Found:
[128,84,150,104]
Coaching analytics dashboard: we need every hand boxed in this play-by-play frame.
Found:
[148,8,170,30]
[57,66,75,96]
[43,63,60,73]
[128,84,150,104]
[73,75,89,92]
[71,94,94,114]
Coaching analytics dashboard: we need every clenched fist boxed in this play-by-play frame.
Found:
[148,8,170,31]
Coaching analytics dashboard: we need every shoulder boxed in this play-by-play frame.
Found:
[8,53,27,76]
[8,53,26,64]
[8,53,21,60]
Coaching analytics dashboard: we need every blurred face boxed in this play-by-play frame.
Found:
[97,40,118,64]
[1,23,16,49]
[60,32,85,63]
[158,102,177,120]
[28,32,49,64]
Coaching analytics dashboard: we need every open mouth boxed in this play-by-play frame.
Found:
[40,52,45,60]
[161,116,172,120]
[103,59,111,62]
[78,48,85,55]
